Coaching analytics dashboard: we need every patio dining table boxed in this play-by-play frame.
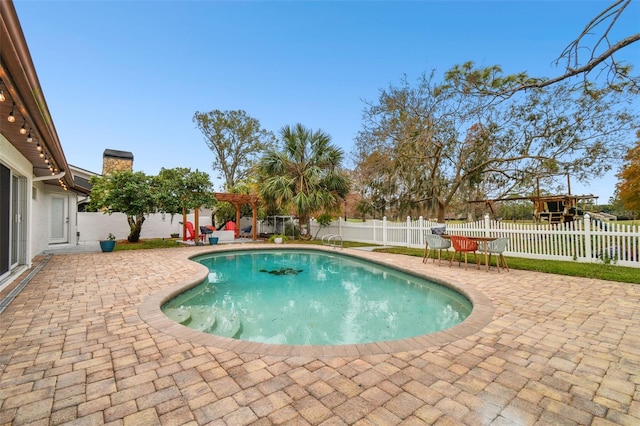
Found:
[442,234,498,271]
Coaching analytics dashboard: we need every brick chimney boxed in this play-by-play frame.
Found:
[102,149,134,175]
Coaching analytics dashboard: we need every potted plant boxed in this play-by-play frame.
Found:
[269,234,288,244]
[99,233,117,252]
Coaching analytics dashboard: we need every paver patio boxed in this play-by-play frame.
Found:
[0,243,638,425]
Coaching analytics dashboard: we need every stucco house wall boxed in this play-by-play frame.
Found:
[1,133,80,284]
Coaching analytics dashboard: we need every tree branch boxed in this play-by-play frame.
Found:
[517,34,640,91]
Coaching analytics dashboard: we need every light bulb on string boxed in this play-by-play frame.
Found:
[8,103,16,122]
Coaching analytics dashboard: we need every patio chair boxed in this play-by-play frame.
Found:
[184,221,205,242]
[183,222,195,241]
[449,235,479,270]
[199,225,214,242]
[200,225,214,236]
[240,226,252,238]
[423,234,451,265]
[478,237,510,272]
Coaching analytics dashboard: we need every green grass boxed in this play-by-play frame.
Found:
[113,238,184,251]
[111,237,639,284]
[375,246,640,284]
[112,237,377,251]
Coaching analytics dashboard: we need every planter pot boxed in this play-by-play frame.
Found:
[209,237,219,245]
[99,240,116,252]
[274,237,283,244]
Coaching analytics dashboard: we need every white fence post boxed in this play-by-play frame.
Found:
[484,214,491,237]
[309,218,316,238]
[584,214,592,261]
[406,216,411,246]
[383,216,387,246]
[419,216,424,247]
[373,220,376,244]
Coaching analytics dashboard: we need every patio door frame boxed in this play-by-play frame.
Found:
[0,164,28,280]
[49,194,69,244]
[0,164,10,278]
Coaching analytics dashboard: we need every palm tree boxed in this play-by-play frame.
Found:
[258,123,351,233]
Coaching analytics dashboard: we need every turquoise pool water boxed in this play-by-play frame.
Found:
[161,249,472,345]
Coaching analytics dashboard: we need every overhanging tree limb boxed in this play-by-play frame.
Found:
[513,34,640,91]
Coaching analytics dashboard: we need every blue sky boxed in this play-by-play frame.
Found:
[14,0,639,203]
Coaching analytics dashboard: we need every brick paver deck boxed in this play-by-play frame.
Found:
[1,243,638,425]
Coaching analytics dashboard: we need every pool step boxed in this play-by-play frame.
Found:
[185,305,218,332]
[163,305,242,338]
[211,309,242,338]
[163,307,191,325]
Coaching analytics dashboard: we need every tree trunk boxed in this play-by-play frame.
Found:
[127,215,145,242]
[436,200,447,223]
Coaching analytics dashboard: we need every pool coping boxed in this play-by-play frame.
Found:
[138,245,495,357]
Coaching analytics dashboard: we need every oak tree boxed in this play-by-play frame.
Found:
[193,109,276,190]
[616,130,640,211]
[354,64,638,222]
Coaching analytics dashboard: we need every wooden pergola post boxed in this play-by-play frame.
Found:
[182,209,187,241]
[194,207,200,244]
[251,201,258,241]
[234,202,241,238]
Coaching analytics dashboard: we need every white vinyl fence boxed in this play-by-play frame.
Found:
[77,212,213,242]
[311,215,640,268]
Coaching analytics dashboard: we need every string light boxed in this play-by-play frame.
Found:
[8,102,16,122]
[0,78,70,192]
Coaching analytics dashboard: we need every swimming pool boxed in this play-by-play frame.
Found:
[161,249,472,345]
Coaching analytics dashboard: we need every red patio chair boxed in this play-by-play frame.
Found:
[449,236,479,270]
[183,221,196,242]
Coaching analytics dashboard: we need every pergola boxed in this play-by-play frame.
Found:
[186,193,260,242]
[214,193,260,240]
